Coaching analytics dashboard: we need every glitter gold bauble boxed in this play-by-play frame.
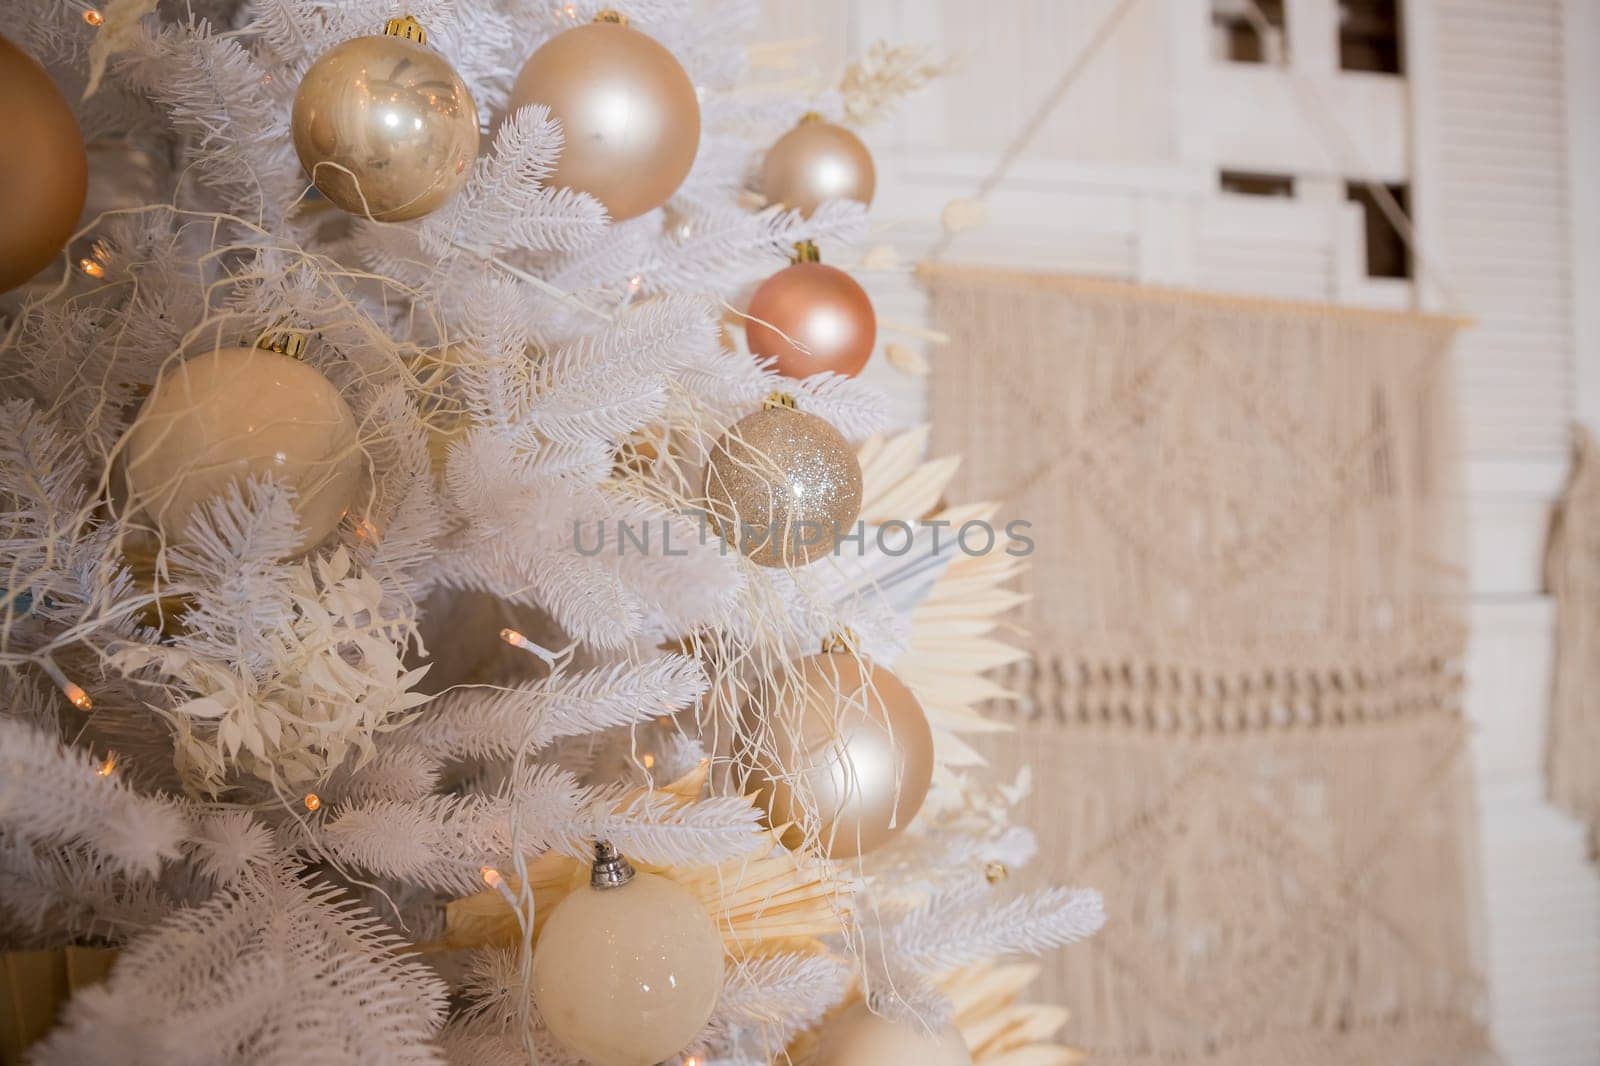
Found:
[746,261,876,379]
[508,20,700,222]
[0,35,87,293]
[815,1002,972,1066]
[291,25,479,221]
[124,346,364,556]
[738,651,934,859]
[532,844,723,1066]
[759,115,875,217]
[702,404,862,568]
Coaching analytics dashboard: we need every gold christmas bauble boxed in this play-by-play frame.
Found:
[532,857,723,1066]
[815,1003,972,1066]
[746,261,876,379]
[291,30,479,221]
[759,116,875,218]
[702,404,862,568]
[739,651,933,859]
[123,346,364,556]
[0,34,87,293]
[509,20,700,221]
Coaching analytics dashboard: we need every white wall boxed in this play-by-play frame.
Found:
[757,1,1600,1062]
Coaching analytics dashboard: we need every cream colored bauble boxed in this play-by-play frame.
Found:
[738,650,933,859]
[815,1002,972,1066]
[291,19,479,221]
[124,346,364,556]
[532,844,723,1066]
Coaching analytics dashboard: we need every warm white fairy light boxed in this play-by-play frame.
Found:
[96,752,117,777]
[40,658,92,711]
[82,8,104,25]
[303,793,322,812]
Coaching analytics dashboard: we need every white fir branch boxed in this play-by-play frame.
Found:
[0,718,188,879]
[32,864,449,1066]
[702,953,852,1046]
[887,886,1107,978]
[409,654,709,761]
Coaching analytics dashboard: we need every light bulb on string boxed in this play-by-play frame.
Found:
[82,9,104,26]
[303,793,321,812]
[96,752,117,777]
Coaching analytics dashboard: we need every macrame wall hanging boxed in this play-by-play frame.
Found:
[924,263,1497,1065]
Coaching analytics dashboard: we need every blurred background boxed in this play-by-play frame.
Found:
[755,1,1600,1063]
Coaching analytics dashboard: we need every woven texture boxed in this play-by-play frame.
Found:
[925,264,1495,1064]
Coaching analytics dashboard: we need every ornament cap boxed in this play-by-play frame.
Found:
[791,239,821,263]
[821,629,858,654]
[799,110,826,125]
[383,14,428,44]
[593,8,630,24]
[590,840,636,889]
[253,327,308,359]
[762,390,797,411]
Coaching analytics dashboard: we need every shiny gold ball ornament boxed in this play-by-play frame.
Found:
[0,35,87,293]
[746,259,877,379]
[291,19,479,221]
[124,344,364,556]
[532,843,723,1066]
[739,650,934,859]
[509,16,700,221]
[702,400,863,568]
[759,114,876,217]
[815,1002,972,1066]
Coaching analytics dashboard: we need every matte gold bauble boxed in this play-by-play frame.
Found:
[746,261,876,379]
[759,116,875,217]
[124,347,364,556]
[532,846,723,1066]
[739,651,933,859]
[509,20,700,221]
[292,28,478,221]
[0,35,87,293]
[702,403,862,568]
[815,1002,972,1066]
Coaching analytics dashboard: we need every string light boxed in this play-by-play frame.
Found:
[641,753,656,769]
[78,257,106,279]
[480,866,502,887]
[82,8,104,26]
[627,274,643,293]
[303,793,321,812]
[351,516,382,542]
[96,752,117,777]
[40,658,92,711]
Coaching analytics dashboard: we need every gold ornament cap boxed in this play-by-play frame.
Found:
[762,390,797,411]
[791,239,821,263]
[593,8,630,24]
[253,327,308,359]
[383,14,427,44]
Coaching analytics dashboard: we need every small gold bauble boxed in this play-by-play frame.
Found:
[815,1002,972,1066]
[123,346,365,556]
[508,21,700,221]
[738,651,934,859]
[292,31,479,220]
[532,863,723,1066]
[759,116,876,218]
[702,405,862,568]
[0,34,88,293]
[746,261,877,380]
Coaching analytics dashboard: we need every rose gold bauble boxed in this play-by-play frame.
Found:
[746,261,876,379]
[532,864,723,1066]
[759,116,875,217]
[0,35,87,293]
[509,20,700,221]
[703,404,863,568]
[815,1002,972,1066]
[739,651,934,859]
[124,347,364,556]
[292,31,478,220]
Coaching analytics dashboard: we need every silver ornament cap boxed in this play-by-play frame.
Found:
[589,840,636,889]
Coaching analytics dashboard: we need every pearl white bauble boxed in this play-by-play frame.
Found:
[123,346,364,556]
[532,870,723,1066]
[815,1003,973,1066]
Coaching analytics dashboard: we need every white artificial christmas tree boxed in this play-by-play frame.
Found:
[0,2,1103,1063]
